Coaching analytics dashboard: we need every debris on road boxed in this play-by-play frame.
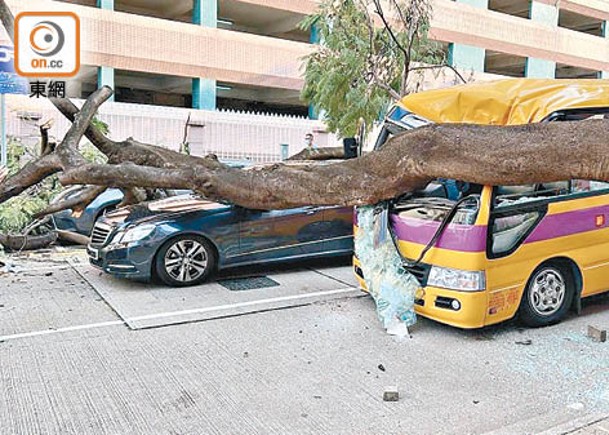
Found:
[383,386,399,402]
[387,321,410,338]
[378,364,386,372]
[515,339,533,346]
[0,259,23,276]
[588,325,607,343]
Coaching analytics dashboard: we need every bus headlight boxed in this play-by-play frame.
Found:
[427,266,485,292]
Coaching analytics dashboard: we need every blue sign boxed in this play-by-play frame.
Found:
[0,45,28,95]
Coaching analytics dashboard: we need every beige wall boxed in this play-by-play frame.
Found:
[8,0,312,90]
[8,0,609,92]
[430,1,609,73]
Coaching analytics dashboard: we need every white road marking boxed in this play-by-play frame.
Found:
[0,287,362,342]
[0,320,125,342]
[127,287,360,322]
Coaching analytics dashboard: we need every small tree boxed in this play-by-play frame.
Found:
[301,0,459,137]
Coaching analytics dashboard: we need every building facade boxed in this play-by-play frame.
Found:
[4,0,609,160]
[9,0,609,116]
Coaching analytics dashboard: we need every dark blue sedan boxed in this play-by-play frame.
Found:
[87,195,353,286]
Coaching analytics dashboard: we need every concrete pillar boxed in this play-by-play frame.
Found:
[600,21,609,79]
[97,66,115,101]
[448,0,488,72]
[308,21,321,119]
[525,1,558,78]
[96,0,114,9]
[310,22,321,44]
[96,0,115,100]
[309,22,321,113]
[193,0,217,110]
[192,79,217,110]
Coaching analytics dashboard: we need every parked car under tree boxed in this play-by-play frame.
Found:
[87,194,353,286]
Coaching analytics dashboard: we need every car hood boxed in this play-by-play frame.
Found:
[102,195,230,227]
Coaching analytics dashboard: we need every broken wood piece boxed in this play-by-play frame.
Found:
[0,232,58,252]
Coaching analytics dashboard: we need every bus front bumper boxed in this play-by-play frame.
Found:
[353,256,488,329]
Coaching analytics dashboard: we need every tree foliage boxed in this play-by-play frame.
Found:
[0,135,107,233]
[301,0,445,136]
[0,138,60,233]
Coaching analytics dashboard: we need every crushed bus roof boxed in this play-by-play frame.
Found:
[398,78,609,126]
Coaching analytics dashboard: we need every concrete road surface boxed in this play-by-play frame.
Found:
[1,256,609,434]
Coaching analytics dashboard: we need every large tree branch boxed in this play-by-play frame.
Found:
[55,86,113,167]
[0,87,112,206]
[49,97,224,170]
[287,147,345,161]
[35,185,106,218]
[0,153,62,203]
[56,120,609,210]
[49,97,120,157]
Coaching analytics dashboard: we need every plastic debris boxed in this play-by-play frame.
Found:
[386,319,410,338]
[355,206,419,333]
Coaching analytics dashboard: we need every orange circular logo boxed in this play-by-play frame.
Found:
[29,21,65,57]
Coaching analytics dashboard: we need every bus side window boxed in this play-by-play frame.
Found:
[572,180,609,193]
[491,211,541,257]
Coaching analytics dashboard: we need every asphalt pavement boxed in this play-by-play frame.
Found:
[1,253,609,434]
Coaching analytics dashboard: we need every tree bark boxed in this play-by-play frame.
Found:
[50,119,609,210]
[287,147,345,161]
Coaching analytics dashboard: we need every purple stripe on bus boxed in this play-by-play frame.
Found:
[524,205,609,244]
[390,215,488,252]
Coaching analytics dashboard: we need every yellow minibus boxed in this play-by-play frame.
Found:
[354,79,609,328]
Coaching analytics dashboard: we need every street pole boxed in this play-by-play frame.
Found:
[0,93,5,168]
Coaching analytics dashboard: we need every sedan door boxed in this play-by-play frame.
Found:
[234,206,326,264]
[321,206,354,253]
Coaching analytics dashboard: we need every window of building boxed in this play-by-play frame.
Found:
[555,63,600,79]
[488,0,531,19]
[558,9,604,37]
[485,50,526,77]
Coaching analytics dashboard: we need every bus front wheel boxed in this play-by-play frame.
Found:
[519,262,574,327]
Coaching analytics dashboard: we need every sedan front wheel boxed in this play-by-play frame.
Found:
[155,235,216,287]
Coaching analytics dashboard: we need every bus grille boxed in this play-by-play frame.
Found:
[402,263,431,286]
[90,222,113,247]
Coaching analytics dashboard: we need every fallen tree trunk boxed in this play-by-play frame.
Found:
[50,120,609,209]
[287,147,345,161]
[1,1,609,213]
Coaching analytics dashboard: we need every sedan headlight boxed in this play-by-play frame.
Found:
[427,266,485,292]
[112,224,155,244]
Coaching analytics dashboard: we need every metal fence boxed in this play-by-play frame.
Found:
[5,95,338,163]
